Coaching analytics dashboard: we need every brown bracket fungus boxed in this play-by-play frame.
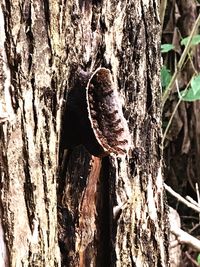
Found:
[63,67,130,157]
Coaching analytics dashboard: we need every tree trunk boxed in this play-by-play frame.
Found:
[0,0,169,266]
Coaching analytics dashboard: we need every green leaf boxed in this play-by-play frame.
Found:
[180,75,200,101]
[161,66,172,89]
[191,75,200,94]
[197,253,200,264]
[161,44,175,53]
[181,35,200,46]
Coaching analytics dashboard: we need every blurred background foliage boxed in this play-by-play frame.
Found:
[161,0,200,266]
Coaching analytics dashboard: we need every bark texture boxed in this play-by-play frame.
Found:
[0,0,168,266]
[0,0,62,266]
[59,1,169,266]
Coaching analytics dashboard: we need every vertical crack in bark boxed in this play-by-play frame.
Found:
[43,0,53,67]
[23,1,34,73]
[50,75,58,123]
[31,77,38,138]
[0,128,12,259]
[22,0,31,23]
[1,1,20,115]
[41,108,51,160]
[140,3,153,114]
[146,75,153,113]
[3,0,11,39]
[40,143,50,246]
[58,147,92,266]
[21,116,36,232]
[96,156,112,267]
[43,0,50,28]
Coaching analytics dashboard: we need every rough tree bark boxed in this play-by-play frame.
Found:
[0,0,169,266]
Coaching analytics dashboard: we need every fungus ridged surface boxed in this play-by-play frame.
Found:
[86,68,130,156]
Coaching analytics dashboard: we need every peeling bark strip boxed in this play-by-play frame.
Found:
[77,156,101,267]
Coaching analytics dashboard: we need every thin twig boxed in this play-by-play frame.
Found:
[171,226,200,252]
[185,251,200,266]
[164,183,200,213]
[196,183,200,222]
[162,97,182,146]
[162,13,200,107]
[186,196,199,207]
[160,0,168,30]
[189,223,200,235]
[162,76,193,146]
[196,183,200,206]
